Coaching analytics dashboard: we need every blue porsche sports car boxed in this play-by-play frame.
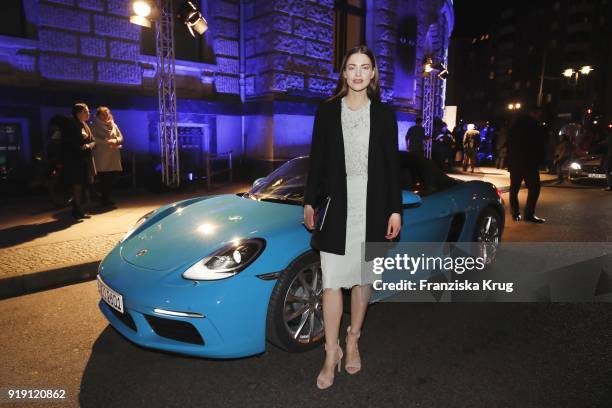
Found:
[97,152,504,358]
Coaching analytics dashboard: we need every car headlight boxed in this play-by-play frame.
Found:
[121,210,155,242]
[182,239,266,281]
[569,162,581,170]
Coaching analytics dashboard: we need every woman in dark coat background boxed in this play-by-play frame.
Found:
[303,45,402,389]
[62,103,96,219]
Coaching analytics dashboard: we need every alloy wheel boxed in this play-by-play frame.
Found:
[282,262,324,344]
[476,214,500,265]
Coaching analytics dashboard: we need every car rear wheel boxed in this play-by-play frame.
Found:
[266,251,325,352]
[473,207,502,267]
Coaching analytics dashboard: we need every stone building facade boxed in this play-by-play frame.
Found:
[0,0,453,185]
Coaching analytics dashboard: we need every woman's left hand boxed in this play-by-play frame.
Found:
[385,213,401,240]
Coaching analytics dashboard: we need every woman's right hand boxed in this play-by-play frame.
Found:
[303,205,315,230]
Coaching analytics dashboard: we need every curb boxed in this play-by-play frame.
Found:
[0,261,99,300]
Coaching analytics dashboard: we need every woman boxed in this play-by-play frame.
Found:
[462,124,480,172]
[91,106,123,206]
[63,103,96,219]
[303,45,402,389]
[434,122,454,172]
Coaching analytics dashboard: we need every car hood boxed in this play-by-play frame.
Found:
[120,194,302,271]
[574,155,601,165]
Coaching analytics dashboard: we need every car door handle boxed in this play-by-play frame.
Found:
[439,209,450,217]
[402,202,422,209]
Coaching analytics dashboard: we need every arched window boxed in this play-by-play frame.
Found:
[0,1,27,38]
[334,0,366,72]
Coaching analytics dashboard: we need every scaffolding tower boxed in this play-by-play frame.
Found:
[422,72,436,159]
[156,0,180,187]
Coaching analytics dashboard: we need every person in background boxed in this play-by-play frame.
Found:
[45,115,72,207]
[545,128,558,174]
[453,121,465,166]
[63,103,96,219]
[434,122,454,172]
[507,109,547,222]
[406,117,426,156]
[91,106,124,206]
[553,134,573,184]
[485,125,496,160]
[495,126,508,169]
[604,126,612,191]
[462,124,480,172]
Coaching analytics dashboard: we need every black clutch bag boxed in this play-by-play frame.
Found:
[314,196,331,231]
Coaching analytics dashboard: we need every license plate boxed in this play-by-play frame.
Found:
[587,173,606,179]
[97,275,124,314]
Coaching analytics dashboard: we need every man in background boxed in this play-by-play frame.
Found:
[406,117,426,156]
[507,109,548,223]
[604,126,612,191]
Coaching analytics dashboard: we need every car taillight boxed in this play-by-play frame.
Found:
[496,187,503,200]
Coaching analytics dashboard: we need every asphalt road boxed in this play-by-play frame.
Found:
[502,183,612,242]
[0,184,611,408]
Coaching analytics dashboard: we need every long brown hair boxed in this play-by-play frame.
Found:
[326,45,381,103]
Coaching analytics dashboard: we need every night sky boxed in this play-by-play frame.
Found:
[452,1,503,38]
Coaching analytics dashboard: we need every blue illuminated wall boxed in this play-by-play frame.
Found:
[393,0,418,103]
[0,0,453,179]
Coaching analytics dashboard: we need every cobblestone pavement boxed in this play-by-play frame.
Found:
[0,233,123,277]
[0,182,252,297]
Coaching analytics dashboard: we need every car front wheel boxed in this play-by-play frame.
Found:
[473,207,502,267]
[266,251,325,352]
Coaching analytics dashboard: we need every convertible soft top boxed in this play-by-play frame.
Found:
[399,151,459,195]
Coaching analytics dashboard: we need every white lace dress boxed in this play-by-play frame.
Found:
[320,97,374,289]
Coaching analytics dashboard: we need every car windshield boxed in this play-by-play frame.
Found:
[246,157,309,204]
[244,153,458,204]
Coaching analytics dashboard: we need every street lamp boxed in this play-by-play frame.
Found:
[561,65,594,127]
[562,65,593,84]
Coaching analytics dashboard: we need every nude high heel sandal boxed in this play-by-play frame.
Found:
[345,326,361,375]
[316,340,343,389]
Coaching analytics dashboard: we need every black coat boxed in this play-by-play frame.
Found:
[61,118,96,185]
[303,96,402,260]
[507,114,547,171]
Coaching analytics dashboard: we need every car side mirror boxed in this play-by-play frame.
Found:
[402,190,422,208]
[252,177,265,189]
